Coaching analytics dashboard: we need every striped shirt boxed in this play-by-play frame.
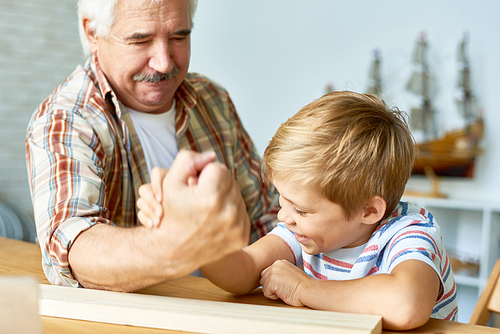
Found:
[26,54,279,287]
[270,201,458,321]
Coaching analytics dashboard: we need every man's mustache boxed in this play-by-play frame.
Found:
[133,68,180,83]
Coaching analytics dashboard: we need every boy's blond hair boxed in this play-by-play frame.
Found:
[263,91,416,220]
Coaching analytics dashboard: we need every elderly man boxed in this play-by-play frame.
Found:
[26,0,279,292]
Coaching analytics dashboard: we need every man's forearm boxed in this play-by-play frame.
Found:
[68,224,194,292]
[69,151,251,292]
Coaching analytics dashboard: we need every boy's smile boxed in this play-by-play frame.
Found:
[293,232,310,244]
[273,178,377,255]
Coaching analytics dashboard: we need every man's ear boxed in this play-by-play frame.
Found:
[82,16,99,54]
[360,195,386,225]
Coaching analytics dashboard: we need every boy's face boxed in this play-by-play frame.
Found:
[273,178,375,255]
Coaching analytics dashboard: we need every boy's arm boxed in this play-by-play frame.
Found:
[260,259,440,331]
[200,234,295,295]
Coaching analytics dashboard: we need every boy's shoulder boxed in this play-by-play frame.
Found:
[394,201,431,218]
[385,201,434,225]
[372,201,438,243]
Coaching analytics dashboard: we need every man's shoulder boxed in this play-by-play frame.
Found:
[185,72,218,84]
[185,72,228,95]
[34,62,102,119]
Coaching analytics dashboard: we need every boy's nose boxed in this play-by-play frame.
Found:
[277,208,294,225]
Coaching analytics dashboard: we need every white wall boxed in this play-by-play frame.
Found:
[189,0,500,204]
[0,2,84,215]
[1,1,499,215]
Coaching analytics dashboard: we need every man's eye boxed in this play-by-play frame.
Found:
[132,40,149,45]
[172,36,187,41]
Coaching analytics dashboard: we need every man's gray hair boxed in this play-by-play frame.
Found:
[77,0,198,57]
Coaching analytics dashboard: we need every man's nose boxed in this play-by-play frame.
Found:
[149,41,174,74]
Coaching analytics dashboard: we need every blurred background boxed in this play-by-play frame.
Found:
[1,0,499,323]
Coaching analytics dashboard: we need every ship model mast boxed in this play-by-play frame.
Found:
[367,49,382,96]
[456,34,479,127]
[407,33,484,183]
[406,33,437,140]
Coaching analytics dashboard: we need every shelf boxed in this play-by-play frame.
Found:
[402,196,500,212]
[454,274,482,288]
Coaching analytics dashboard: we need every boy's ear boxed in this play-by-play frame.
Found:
[360,195,386,225]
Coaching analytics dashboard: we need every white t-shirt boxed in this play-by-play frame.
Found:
[125,101,178,173]
[126,102,206,277]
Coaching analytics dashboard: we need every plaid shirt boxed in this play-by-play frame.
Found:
[26,55,279,287]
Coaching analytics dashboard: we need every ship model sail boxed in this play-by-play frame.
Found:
[406,34,437,139]
[367,49,382,96]
[407,33,483,178]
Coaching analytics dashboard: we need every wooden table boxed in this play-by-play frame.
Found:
[1,236,499,333]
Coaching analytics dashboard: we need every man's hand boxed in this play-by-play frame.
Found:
[260,259,310,307]
[137,151,218,228]
[146,150,251,276]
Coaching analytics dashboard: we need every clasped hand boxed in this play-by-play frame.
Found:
[136,150,250,273]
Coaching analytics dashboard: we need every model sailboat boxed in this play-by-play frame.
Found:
[407,33,483,178]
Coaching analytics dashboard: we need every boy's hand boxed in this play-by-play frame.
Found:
[260,259,310,307]
[137,167,167,228]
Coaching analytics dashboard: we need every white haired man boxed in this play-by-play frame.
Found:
[26,0,279,292]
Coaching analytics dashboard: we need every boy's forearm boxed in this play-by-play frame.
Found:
[200,250,261,294]
[297,260,439,330]
[201,234,295,295]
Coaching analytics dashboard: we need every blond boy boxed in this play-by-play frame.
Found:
[137,91,457,330]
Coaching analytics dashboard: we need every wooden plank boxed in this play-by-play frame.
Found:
[39,284,382,334]
[0,277,41,334]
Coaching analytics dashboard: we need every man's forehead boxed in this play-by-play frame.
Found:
[113,0,191,32]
